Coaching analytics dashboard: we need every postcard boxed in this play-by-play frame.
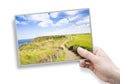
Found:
[15,8,93,65]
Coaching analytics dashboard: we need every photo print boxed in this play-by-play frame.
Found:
[15,8,93,65]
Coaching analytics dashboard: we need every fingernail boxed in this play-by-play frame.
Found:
[77,47,84,53]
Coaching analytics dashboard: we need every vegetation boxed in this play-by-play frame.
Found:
[65,33,93,58]
[19,33,92,65]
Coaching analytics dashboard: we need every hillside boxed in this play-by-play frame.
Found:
[19,33,92,65]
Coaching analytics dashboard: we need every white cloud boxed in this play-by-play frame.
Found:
[70,25,90,33]
[16,20,27,25]
[16,20,20,24]
[56,18,69,26]
[38,19,53,27]
[64,10,79,16]
[27,13,49,21]
[68,15,80,21]
[44,24,90,36]
[75,16,90,29]
[17,16,27,20]
[50,12,59,18]
[20,22,28,25]
[27,13,54,27]
[79,23,90,28]
[16,15,28,25]
[76,16,90,25]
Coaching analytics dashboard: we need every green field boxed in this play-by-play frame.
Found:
[19,33,93,65]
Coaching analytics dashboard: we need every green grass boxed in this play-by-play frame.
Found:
[19,33,92,65]
[65,33,93,57]
[19,35,66,65]
[53,50,66,62]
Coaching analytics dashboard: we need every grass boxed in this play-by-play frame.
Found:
[53,50,66,62]
[19,33,92,65]
[19,35,66,64]
[65,33,93,57]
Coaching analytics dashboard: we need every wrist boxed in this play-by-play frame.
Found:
[108,68,120,84]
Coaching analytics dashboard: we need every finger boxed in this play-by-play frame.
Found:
[79,60,86,67]
[93,46,107,57]
[79,60,94,71]
[85,59,91,63]
[93,46,100,55]
[84,63,94,71]
[87,64,94,71]
[84,64,89,68]
[93,46,104,55]
[77,47,95,62]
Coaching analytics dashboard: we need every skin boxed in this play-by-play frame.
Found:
[77,47,120,84]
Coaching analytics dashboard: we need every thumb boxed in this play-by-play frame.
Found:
[77,47,95,62]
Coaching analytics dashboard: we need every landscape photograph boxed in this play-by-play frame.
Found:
[15,9,93,65]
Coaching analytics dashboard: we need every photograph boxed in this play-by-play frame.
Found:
[15,8,93,65]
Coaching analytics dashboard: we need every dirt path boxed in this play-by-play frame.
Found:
[61,40,79,61]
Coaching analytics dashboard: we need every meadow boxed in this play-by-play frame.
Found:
[19,33,92,65]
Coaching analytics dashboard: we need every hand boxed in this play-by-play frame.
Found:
[77,47,120,84]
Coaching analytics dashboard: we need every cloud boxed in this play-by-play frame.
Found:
[27,13,54,27]
[64,10,79,16]
[76,16,90,25]
[45,24,90,36]
[75,16,90,29]
[68,15,79,21]
[16,20,20,24]
[50,12,59,18]
[16,15,28,25]
[68,15,82,21]
[16,20,27,25]
[27,14,50,21]
[17,15,27,20]
[38,19,53,27]
[55,18,69,26]
[16,9,89,28]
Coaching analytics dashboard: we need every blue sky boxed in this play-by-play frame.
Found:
[16,9,91,40]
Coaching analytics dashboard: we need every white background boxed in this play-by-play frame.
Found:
[0,0,120,84]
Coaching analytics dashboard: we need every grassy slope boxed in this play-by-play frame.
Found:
[19,36,66,64]
[65,33,93,57]
[19,33,92,65]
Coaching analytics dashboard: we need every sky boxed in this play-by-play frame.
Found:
[15,9,91,40]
